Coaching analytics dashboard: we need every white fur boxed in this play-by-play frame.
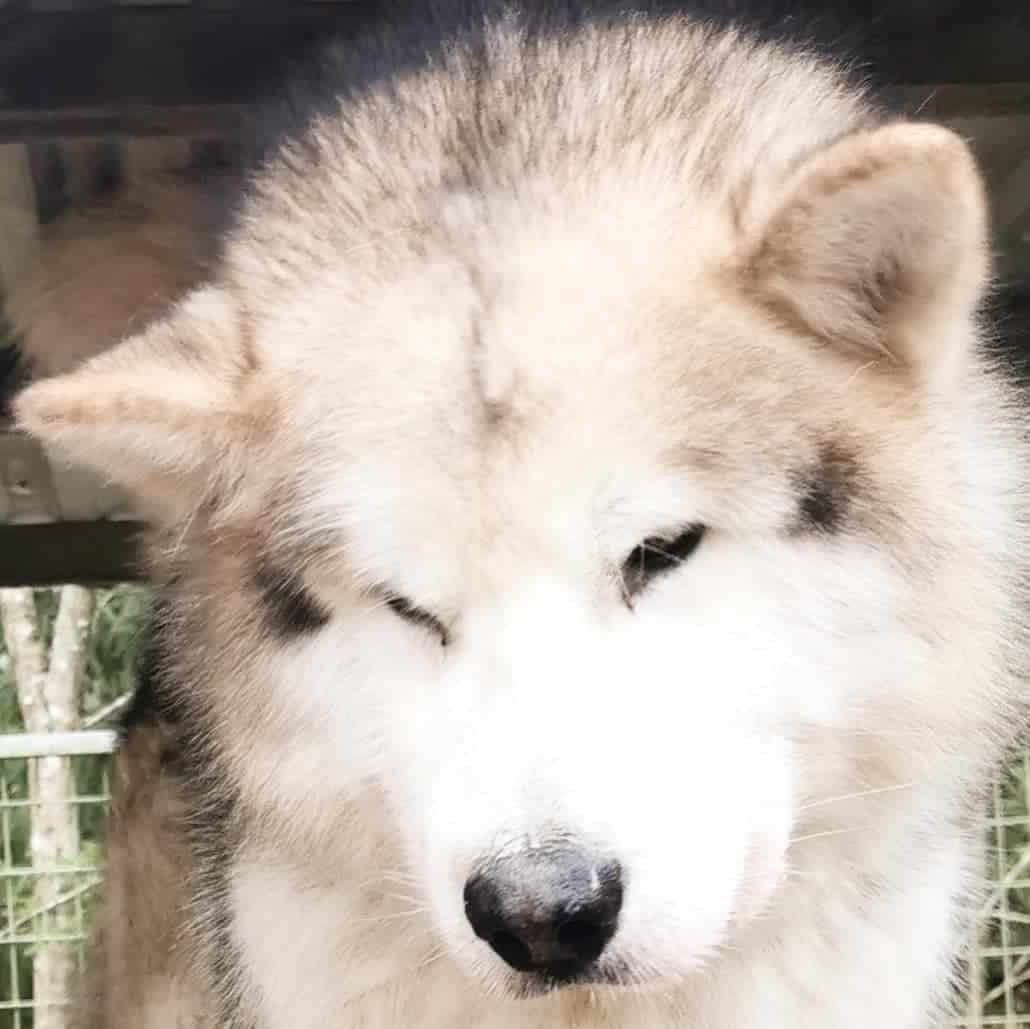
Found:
[14,7,1030,1028]
[220,473,979,1027]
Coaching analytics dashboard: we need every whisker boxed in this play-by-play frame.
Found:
[797,782,913,812]
[349,907,431,926]
[788,826,864,847]
[380,890,426,906]
[412,943,449,972]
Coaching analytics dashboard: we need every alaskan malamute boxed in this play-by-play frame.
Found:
[13,3,1030,1026]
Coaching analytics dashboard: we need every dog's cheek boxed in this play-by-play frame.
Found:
[732,737,797,924]
[595,731,795,974]
[376,687,485,897]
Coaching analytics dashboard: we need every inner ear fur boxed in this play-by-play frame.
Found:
[739,122,990,377]
[13,286,263,519]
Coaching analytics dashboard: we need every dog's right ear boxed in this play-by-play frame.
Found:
[14,286,267,521]
[739,122,989,389]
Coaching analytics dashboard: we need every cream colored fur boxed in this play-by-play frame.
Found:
[13,7,1030,1028]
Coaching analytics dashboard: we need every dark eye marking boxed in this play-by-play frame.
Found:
[386,594,450,646]
[792,441,861,536]
[254,563,332,639]
[621,524,706,600]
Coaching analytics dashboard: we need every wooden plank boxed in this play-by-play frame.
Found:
[0,5,1028,140]
[0,103,246,142]
[0,431,135,523]
[0,144,35,422]
[0,144,37,298]
[0,429,60,523]
[996,153,1030,248]
[0,5,377,140]
[9,86,1030,143]
[0,520,146,586]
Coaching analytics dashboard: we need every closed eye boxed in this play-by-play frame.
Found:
[386,594,450,646]
[621,524,706,601]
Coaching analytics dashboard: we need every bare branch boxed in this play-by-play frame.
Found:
[0,588,49,733]
[35,586,94,1029]
[47,585,93,731]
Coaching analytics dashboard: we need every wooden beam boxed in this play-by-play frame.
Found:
[0,520,146,587]
[11,85,1030,142]
[0,5,1028,141]
[0,430,134,523]
[996,153,1030,246]
[0,143,38,289]
[0,5,377,141]
[0,104,247,142]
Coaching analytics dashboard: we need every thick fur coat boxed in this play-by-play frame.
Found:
[11,3,1030,1026]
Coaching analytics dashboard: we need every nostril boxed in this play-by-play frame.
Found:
[486,929,533,972]
[557,917,609,956]
[464,850,624,980]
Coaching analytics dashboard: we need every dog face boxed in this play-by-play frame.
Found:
[17,16,1017,1001]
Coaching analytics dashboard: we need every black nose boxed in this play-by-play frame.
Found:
[463,847,623,982]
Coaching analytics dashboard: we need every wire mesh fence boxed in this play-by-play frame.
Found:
[0,736,113,1029]
[957,752,1030,1027]
[0,737,1026,1027]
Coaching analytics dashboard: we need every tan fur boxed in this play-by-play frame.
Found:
[76,721,206,1029]
[740,122,990,375]
[12,8,1030,1028]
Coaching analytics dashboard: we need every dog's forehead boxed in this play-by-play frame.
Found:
[257,217,862,573]
[272,230,668,465]
[266,205,733,439]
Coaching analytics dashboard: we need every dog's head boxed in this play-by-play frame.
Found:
[16,21,1019,1000]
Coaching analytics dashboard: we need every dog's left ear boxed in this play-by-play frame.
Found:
[14,286,267,523]
[742,122,990,383]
